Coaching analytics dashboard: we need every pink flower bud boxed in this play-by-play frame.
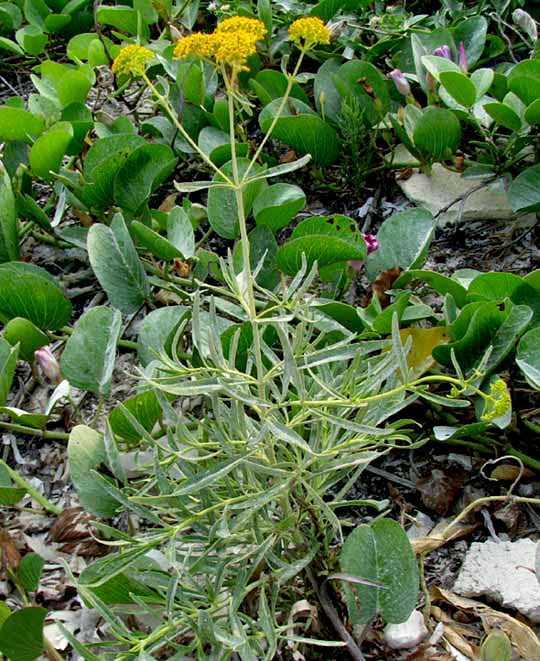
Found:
[433,45,451,60]
[34,346,60,383]
[458,41,467,72]
[388,69,411,97]
[349,233,379,272]
[362,232,379,255]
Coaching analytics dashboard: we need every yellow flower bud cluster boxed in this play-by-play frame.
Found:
[173,16,267,71]
[288,17,330,47]
[111,44,154,77]
[481,379,512,422]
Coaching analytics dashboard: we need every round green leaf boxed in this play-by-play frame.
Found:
[340,519,419,624]
[233,225,280,290]
[314,58,343,123]
[44,12,70,32]
[137,305,189,367]
[259,97,340,167]
[60,306,122,395]
[131,221,183,261]
[87,214,150,314]
[508,164,540,213]
[365,208,435,282]
[168,206,195,260]
[413,107,461,161]
[197,127,248,167]
[253,183,306,232]
[0,261,72,330]
[483,102,522,131]
[0,337,18,407]
[108,390,161,443]
[207,159,266,239]
[394,270,468,308]
[524,98,540,125]
[0,106,44,143]
[471,68,494,100]
[3,318,48,361]
[67,32,111,65]
[276,214,366,276]
[452,15,487,69]
[81,134,146,209]
[516,327,540,390]
[113,143,177,215]
[67,425,120,517]
[15,25,48,55]
[0,607,46,661]
[0,165,19,262]
[439,71,477,107]
[18,553,45,593]
[29,121,73,181]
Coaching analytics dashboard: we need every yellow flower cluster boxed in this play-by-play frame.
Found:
[173,16,267,71]
[216,16,267,41]
[111,44,154,77]
[288,17,330,47]
[173,32,218,59]
[481,379,512,422]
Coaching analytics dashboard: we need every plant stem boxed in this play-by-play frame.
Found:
[224,74,266,399]
[142,73,233,184]
[0,459,61,515]
[0,420,69,441]
[242,47,306,182]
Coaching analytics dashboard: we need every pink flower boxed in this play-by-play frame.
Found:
[388,69,411,97]
[458,41,467,72]
[35,346,60,383]
[433,45,451,60]
[349,233,379,271]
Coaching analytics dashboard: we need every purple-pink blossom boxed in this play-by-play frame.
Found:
[433,45,452,60]
[35,346,60,383]
[388,69,411,97]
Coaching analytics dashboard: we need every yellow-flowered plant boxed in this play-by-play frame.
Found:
[481,378,512,422]
[215,16,267,41]
[173,17,266,74]
[288,16,330,47]
[111,44,154,77]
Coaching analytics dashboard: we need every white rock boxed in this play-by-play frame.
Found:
[391,145,535,226]
[384,610,428,649]
[453,539,540,622]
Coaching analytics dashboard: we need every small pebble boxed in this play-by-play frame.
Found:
[384,610,428,650]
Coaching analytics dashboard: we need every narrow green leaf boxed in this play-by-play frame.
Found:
[0,337,19,407]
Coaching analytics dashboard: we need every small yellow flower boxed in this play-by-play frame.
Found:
[214,30,258,71]
[111,44,153,77]
[288,17,330,47]
[481,379,511,422]
[173,32,219,60]
[216,16,267,41]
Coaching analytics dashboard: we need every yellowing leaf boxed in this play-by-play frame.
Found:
[400,326,449,378]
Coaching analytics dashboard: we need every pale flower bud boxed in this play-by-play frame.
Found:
[388,69,411,97]
[35,346,60,383]
[433,45,451,60]
[458,41,467,72]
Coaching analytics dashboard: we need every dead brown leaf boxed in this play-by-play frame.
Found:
[431,586,540,659]
[0,529,21,575]
[410,518,479,554]
[416,468,467,515]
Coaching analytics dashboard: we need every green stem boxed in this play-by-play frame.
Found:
[0,459,61,515]
[142,73,233,184]
[0,421,69,442]
[242,47,307,182]
[504,446,540,473]
[224,74,265,398]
